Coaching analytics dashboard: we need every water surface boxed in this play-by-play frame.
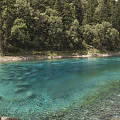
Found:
[0,57,120,119]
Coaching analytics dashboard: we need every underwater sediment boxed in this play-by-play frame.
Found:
[0,57,120,119]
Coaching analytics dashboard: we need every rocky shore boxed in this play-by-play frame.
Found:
[0,52,120,63]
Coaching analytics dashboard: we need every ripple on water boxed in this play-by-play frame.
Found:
[0,57,120,119]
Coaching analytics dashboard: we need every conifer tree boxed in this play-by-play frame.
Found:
[116,0,120,31]
[54,0,63,15]
[94,0,111,23]
[83,0,98,25]
[73,0,83,25]
[62,2,76,29]
[0,1,3,53]
[110,0,118,28]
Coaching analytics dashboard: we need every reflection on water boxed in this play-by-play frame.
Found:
[0,57,120,119]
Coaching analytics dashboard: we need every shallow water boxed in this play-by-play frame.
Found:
[0,57,120,119]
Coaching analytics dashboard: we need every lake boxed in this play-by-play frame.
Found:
[0,57,120,119]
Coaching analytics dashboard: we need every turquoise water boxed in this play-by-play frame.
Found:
[0,57,120,119]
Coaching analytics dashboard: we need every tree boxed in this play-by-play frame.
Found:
[110,0,118,28]
[66,19,81,49]
[0,0,120,54]
[54,0,64,16]
[46,8,64,50]
[94,0,111,23]
[82,0,98,25]
[82,22,120,51]
[114,0,120,31]
[10,18,30,50]
[62,2,76,29]
[73,0,83,25]
[0,0,16,53]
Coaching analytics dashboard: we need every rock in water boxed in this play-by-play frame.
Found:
[26,91,36,99]
[1,117,9,120]
[16,84,30,88]
[0,96,3,101]
[14,87,28,93]
[0,117,20,120]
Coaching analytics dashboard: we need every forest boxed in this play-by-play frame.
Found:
[0,0,120,55]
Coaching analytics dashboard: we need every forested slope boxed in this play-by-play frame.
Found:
[0,0,120,55]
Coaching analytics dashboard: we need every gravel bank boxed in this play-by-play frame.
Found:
[0,52,120,63]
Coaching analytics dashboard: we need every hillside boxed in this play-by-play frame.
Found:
[0,0,120,55]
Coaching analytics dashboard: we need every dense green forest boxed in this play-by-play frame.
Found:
[0,0,120,55]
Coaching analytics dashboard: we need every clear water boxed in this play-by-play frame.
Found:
[0,57,120,119]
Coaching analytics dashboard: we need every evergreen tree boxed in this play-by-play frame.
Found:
[110,0,118,28]
[0,1,3,53]
[66,19,80,49]
[1,0,16,52]
[116,0,120,31]
[94,0,111,23]
[54,0,63,16]
[62,2,76,29]
[83,0,98,25]
[0,0,120,54]
[73,0,83,25]
[10,18,30,50]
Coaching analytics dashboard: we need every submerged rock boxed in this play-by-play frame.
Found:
[90,116,100,120]
[117,94,120,97]
[15,84,30,88]
[0,117,20,120]
[26,91,36,99]
[14,87,28,93]
[111,116,120,120]
[0,96,3,101]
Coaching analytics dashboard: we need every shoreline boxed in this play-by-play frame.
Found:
[0,52,120,63]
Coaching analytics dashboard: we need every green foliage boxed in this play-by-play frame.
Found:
[66,19,81,49]
[0,0,120,55]
[82,0,98,24]
[82,22,120,52]
[54,0,64,15]
[45,8,63,50]
[10,18,30,49]
[62,3,76,29]
[73,0,83,25]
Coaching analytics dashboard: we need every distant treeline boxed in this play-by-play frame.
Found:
[0,0,120,54]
